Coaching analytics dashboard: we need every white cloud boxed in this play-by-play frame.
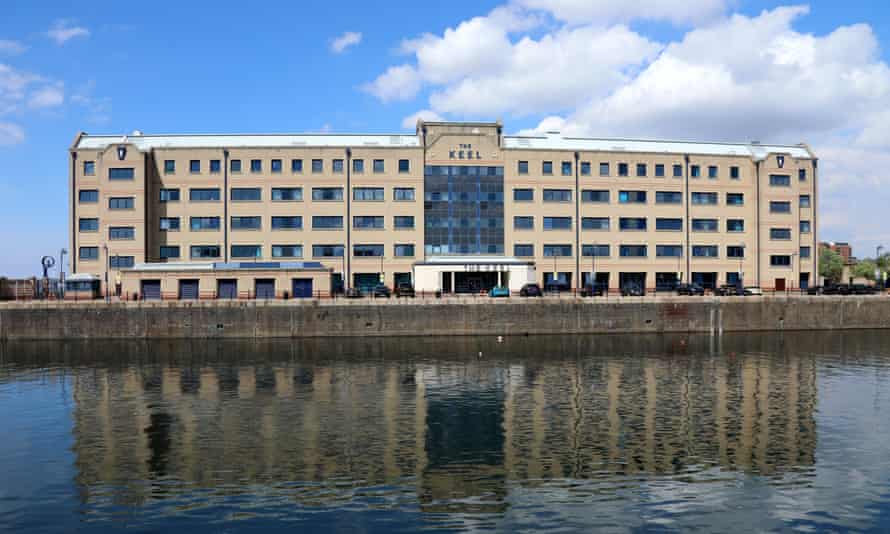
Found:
[0,63,42,114]
[28,83,64,109]
[363,64,422,101]
[401,109,444,129]
[331,31,362,54]
[46,20,90,45]
[0,40,26,55]
[0,122,24,145]
[514,0,729,25]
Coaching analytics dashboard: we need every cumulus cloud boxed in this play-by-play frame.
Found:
[514,0,729,25]
[363,64,422,101]
[401,109,444,129]
[0,121,24,145]
[331,31,362,53]
[46,20,90,45]
[28,83,64,109]
[0,40,26,55]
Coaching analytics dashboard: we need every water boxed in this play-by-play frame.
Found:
[1,332,890,533]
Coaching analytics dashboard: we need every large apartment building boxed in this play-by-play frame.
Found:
[69,120,817,298]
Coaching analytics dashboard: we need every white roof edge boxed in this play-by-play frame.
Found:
[75,132,422,151]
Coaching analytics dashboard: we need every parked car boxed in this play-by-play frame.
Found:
[851,284,878,295]
[544,281,571,294]
[488,286,510,298]
[345,287,364,299]
[743,286,763,296]
[394,283,415,298]
[580,284,605,297]
[371,284,391,298]
[676,283,705,296]
[621,283,645,297]
[716,284,743,296]
[519,283,543,297]
[806,285,824,295]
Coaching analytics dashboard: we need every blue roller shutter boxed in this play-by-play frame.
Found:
[141,280,161,300]
[255,279,275,299]
[292,278,313,298]
[179,279,199,300]
[218,279,237,299]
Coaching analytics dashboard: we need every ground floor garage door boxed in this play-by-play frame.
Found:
[141,280,161,301]
[179,279,199,300]
[218,279,237,299]
[291,278,313,298]
[693,272,718,290]
[255,279,275,299]
[353,273,380,293]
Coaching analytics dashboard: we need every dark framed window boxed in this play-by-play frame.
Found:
[799,169,807,181]
[513,188,534,201]
[312,187,343,201]
[582,244,610,257]
[514,216,534,230]
[693,245,719,257]
[190,217,220,231]
[191,245,221,259]
[354,244,384,257]
[543,244,572,257]
[353,159,364,173]
[272,245,302,258]
[394,187,415,201]
[770,201,791,213]
[394,216,415,229]
[708,166,718,179]
[210,160,221,173]
[291,159,303,172]
[543,189,571,202]
[394,244,415,257]
[312,216,343,229]
[110,256,134,269]
[799,195,811,208]
[618,190,646,204]
[691,165,700,178]
[730,166,740,179]
[312,245,344,258]
[771,255,791,267]
[159,217,180,231]
[190,188,220,202]
[692,219,718,232]
[582,190,609,203]
[250,159,262,173]
[164,160,175,174]
[514,244,534,257]
[800,220,811,233]
[542,161,553,175]
[770,228,792,240]
[727,219,745,232]
[636,163,647,177]
[561,161,572,176]
[108,168,134,180]
[108,197,134,210]
[271,159,282,173]
[619,217,647,231]
[109,226,135,240]
[312,159,323,173]
[727,246,745,258]
[353,216,384,229]
[770,174,791,186]
[582,217,610,230]
[78,218,98,232]
[230,159,242,172]
[518,161,529,175]
[271,216,302,230]
[399,159,410,173]
[333,159,344,173]
[656,218,682,231]
[159,246,181,259]
[544,217,572,230]
[79,190,98,203]
[673,164,683,177]
[231,245,261,259]
[83,161,95,175]
[618,163,629,177]
[655,191,682,204]
[691,192,718,205]
[79,247,99,260]
[619,245,647,257]
[231,188,261,201]
[230,216,261,230]
[727,193,744,206]
[189,160,200,173]
[599,162,610,176]
[271,187,302,201]
[581,162,591,175]
[655,164,665,177]
[353,187,385,201]
[656,245,683,257]
[373,159,384,173]
[800,246,811,258]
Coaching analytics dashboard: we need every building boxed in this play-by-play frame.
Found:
[820,241,854,263]
[69,121,818,297]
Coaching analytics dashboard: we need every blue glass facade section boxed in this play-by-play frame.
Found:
[424,165,504,256]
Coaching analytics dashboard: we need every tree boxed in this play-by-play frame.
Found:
[819,248,844,283]
[852,260,878,281]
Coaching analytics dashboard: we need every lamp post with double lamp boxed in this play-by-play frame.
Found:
[737,244,745,292]
[59,248,67,298]
[103,243,109,302]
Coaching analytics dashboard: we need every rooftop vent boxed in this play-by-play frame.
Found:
[131,129,143,136]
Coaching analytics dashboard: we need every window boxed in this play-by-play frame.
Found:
[108,197,134,210]
[513,188,534,201]
[312,245,344,258]
[562,161,572,176]
[398,159,410,173]
[110,256,134,269]
[291,159,303,173]
[272,245,302,258]
[655,164,665,177]
[250,159,262,173]
[210,160,221,173]
[514,244,534,257]
[673,164,683,178]
[353,159,365,173]
[312,187,343,201]
[799,195,811,208]
[333,159,344,173]
[618,163,629,177]
[727,193,744,206]
[354,216,384,229]
[770,201,791,213]
[692,218,718,232]
[354,244,384,257]
[190,217,220,231]
[708,166,718,179]
[542,161,553,175]
[543,245,572,257]
[353,187,385,201]
[191,245,220,259]
[373,159,385,173]
[190,160,200,173]
[582,217,610,230]
[800,246,811,259]
[799,169,807,182]
[655,191,682,204]
[800,220,811,233]
[394,244,415,257]
[271,187,302,201]
[231,188,261,201]
[79,190,98,203]
[271,216,302,230]
[581,162,591,175]
[313,216,343,229]
[544,217,572,230]
[727,246,745,258]
[394,216,415,229]
[108,168,134,180]
[582,244,610,257]
[230,216,261,230]
[109,226,134,240]
[231,159,242,173]
[231,245,261,259]
[656,218,682,231]
[770,228,792,240]
[657,245,683,257]
[312,159,323,173]
[159,188,180,202]
[619,217,647,231]
[514,216,534,230]
[78,218,98,232]
[620,245,647,257]
[79,247,99,260]
[271,159,282,173]
[730,166,740,180]
[190,188,220,202]
[727,219,745,232]
[770,174,791,186]
[582,190,609,203]
[691,192,718,205]
[164,160,175,174]
[636,163,647,177]
[518,161,529,175]
[693,245,719,257]
[619,190,646,204]
[159,217,180,231]
[83,161,95,175]
[599,162,610,176]
[543,189,571,202]
[159,246,181,259]
[394,187,415,201]
[771,255,792,267]
[691,165,700,178]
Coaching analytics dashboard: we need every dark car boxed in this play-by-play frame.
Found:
[580,284,605,297]
[344,287,364,299]
[716,284,743,296]
[544,281,571,294]
[621,283,645,297]
[806,285,824,295]
[371,284,391,298]
[852,284,877,295]
[519,283,543,297]
[394,283,415,298]
[676,283,705,296]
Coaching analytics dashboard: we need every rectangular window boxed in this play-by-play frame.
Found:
[708,166,718,179]
[271,187,302,201]
[692,218,718,232]
[544,217,572,230]
[691,165,701,178]
[354,216,384,229]
[312,159,323,173]
[230,216,261,230]
[513,188,534,201]
[619,217,647,231]
[79,190,98,203]
[542,161,553,175]
[727,193,744,206]
[543,189,572,202]
[727,246,745,258]
[582,217,610,230]
[108,168,134,180]
[164,160,175,174]
[210,159,221,173]
[353,159,365,173]
[582,244,610,257]
[771,255,792,267]
[514,216,534,230]
[799,195,811,208]
[693,245,719,257]
[636,163,647,177]
[655,164,665,177]
[109,226,135,240]
[673,164,683,177]
[656,245,683,257]
[191,245,220,259]
[770,174,791,186]
[271,159,282,173]
[354,244,384,257]
[800,246,811,259]
[108,197,134,210]
[332,159,344,173]
[691,192,718,205]
[618,163,628,177]
[110,256,134,269]
[581,162,591,176]
[190,217,220,231]
[581,190,609,203]
[291,159,303,173]
[655,191,682,204]
[159,188,180,202]
[620,245,647,258]
[800,220,811,233]
[656,218,682,231]
[271,216,302,230]
[514,244,534,257]
[159,217,180,231]
[799,169,807,182]
[394,244,415,257]
[231,245,261,259]
[189,160,200,173]
[543,245,572,257]
[518,161,529,175]
[159,246,181,259]
[562,161,572,176]
[373,159,385,173]
[231,187,262,201]
[394,187,415,201]
[312,187,344,201]
[599,162,610,177]
[394,216,415,229]
[770,228,792,240]
[619,190,646,204]
[83,161,95,175]
[353,187,385,201]
[250,159,262,173]
[730,166,740,179]
[190,188,220,202]
[312,245,344,258]
[78,218,98,232]
[398,159,410,173]
[79,246,99,260]
[272,245,302,259]
[727,219,745,232]
[230,159,241,173]
[770,201,791,213]
[312,216,344,229]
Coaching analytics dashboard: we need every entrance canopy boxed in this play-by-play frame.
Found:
[414,256,535,293]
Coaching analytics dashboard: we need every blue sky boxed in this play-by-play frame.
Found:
[2,0,889,276]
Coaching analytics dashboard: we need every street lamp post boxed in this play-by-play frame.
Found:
[103,243,109,303]
[59,248,67,298]
[877,246,885,285]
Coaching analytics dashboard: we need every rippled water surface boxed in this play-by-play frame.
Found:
[2,332,890,532]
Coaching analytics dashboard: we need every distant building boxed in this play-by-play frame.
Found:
[820,242,854,263]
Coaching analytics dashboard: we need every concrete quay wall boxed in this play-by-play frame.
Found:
[1,297,889,340]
